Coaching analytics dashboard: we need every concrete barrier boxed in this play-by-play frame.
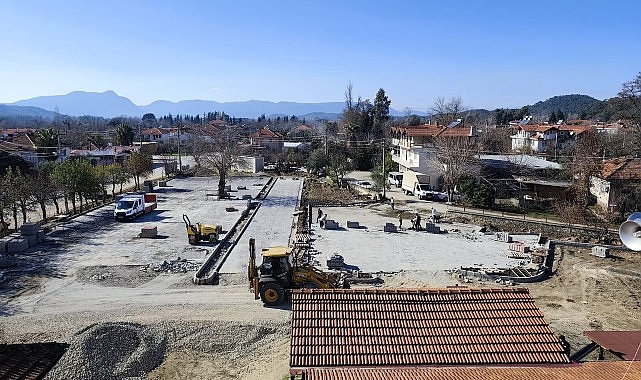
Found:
[7,238,29,253]
[20,223,39,236]
[346,221,359,228]
[384,223,397,233]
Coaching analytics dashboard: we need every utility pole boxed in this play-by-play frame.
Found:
[382,138,386,199]
[177,124,182,172]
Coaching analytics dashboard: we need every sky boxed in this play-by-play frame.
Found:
[1,0,640,112]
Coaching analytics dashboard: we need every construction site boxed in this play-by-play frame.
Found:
[1,173,640,379]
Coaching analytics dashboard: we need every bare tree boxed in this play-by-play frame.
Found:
[194,129,247,198]
[427,135,478,202]
[431,96,467,126]
[617,72,641,130]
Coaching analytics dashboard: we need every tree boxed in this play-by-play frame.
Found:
[142,113,157,124]
[431,97,466,126]
[548,111,558,124]
[372,88,391,139]
[306,148,328,176]
[569,130,603,208]
[115,123,135,146]
[107,163,130,197]
[126,152,153,190]
[194,129,246,198]
[326,143,352,186]
[478,128,512,153]
[459,176,494,208]
[31,162,59,220]
[616,72,641,129]
[427,135,478,202]
[53,159,98,214]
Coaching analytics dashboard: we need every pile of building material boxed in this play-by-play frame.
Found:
[495,232,513,243]
[507,242,531,259]
[425,223,440,234]
[139,258,201,273]
[591,246,610,258]
[138,225,158,238]
[384,223,397,233]
[0,223,46,254]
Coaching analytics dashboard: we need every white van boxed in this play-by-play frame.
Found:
[387,172,403,187]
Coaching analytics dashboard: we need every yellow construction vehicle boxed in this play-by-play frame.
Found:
[182,214,222,244]
[248,238,347,306]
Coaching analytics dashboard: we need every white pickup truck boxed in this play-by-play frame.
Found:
[114,193,157,221]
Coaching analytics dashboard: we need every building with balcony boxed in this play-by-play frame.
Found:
[389,123,477,190]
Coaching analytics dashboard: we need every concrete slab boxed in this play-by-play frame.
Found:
[309,205,538,273]
[219,177,302,274]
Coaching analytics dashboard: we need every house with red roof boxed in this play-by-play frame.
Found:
[590,157,641,211]
[249,127,284,152]
[389,123,477,190]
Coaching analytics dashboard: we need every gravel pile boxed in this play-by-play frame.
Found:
[46,322,167,380]
[140,258,201,274]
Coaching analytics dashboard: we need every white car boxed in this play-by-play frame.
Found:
[357,181,373,189]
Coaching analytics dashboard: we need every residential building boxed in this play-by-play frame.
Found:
[249,127,284,152]
[590,157,641,212]
[390,123,477,190]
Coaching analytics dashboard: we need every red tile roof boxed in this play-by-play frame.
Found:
[519,125,558,133]
[584,331,641,361]
[249,127,283,139]
[300,361,641,380]
[142,127,163,135]
[290,288,569,369]
[391,124,445,137]
[599,158,641,180]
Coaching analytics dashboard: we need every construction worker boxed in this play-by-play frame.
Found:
[390,197,395,210]
[413,212,421,230]
[317,208,323,222]
[398,210,404,229]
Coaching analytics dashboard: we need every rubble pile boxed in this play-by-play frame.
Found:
[140,258,201,274]
[46,322,167,380]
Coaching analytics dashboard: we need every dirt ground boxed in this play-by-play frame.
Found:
[527,246,641,354]
[1,175,640,379]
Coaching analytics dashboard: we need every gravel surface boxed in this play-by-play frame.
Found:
[5,174,638,379]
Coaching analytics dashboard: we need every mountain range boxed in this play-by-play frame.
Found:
[5,90,415,120]
[2,90,602,121]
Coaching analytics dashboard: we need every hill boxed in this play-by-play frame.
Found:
[0,104,57,119]
[527,94,602,119]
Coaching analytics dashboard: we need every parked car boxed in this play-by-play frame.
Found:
[357,181,373,189]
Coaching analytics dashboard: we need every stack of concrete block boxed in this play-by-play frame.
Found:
[495,232,513,243]
[139,225,158,238]
[384,223,397,233]
[346,221,359,228]
[591,246,609,258]
[425,223,440,234]
[324,220,339,230]
[3,223,45,254]
[508,242,530,253]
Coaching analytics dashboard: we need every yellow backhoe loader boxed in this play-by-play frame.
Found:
[247,238,347,306]
[182,214,222,244]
